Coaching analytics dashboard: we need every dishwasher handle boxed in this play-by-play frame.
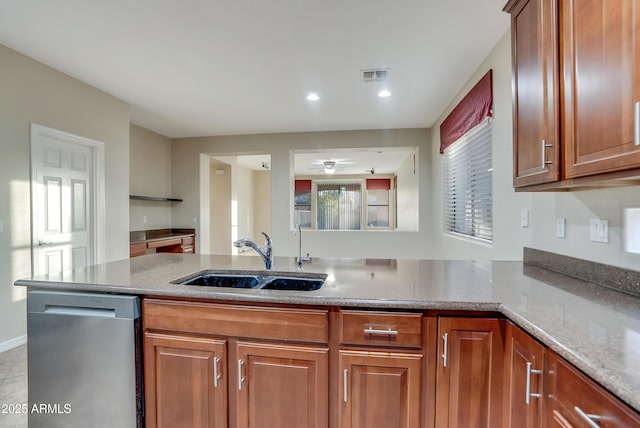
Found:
[28,290,140,320]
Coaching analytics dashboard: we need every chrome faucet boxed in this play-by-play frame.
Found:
[233,232,273,270]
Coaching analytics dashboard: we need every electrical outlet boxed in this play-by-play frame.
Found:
[143,215,148,224]
[520,209,529,228]
[590,219,609,243]
[556,218,566,238]
[192,215,197,224]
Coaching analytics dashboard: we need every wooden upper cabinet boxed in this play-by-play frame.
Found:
[504,323,545,428]
[505,0,560,187]
[435,317,506,428]
[561,0,640,178]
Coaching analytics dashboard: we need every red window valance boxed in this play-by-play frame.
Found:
[439,69,493,154]
[295,179,312,191]
[366,178,391,190]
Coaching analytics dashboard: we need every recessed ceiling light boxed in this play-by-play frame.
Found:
[378,89,391,98]
[306,93,319,101]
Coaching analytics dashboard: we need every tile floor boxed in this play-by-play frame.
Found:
[0,345,27,428]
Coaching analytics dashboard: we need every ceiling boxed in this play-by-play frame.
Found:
[0,0,509,139]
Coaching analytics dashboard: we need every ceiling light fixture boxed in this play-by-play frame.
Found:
[306,93,320,101]
[378,89,391,98]
[323,161,336,174]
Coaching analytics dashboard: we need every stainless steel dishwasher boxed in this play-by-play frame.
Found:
[27,290,142,428]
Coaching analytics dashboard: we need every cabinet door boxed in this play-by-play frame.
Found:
[562,0,640,178]
[505,323,545,428]
[144,332,227,428]
[435,317,506,428]
[235,341,328,428]
[339,350,422,428]
[506,0,560,187]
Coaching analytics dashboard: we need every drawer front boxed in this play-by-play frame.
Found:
[340,310,422,348]
[147,238,182,249]
[129,242,147,257]
[182,236,194,246]
[553,355,640,427]
[143,299,328,343]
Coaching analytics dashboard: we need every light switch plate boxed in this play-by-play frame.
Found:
[520,209,529,228]
[556,218,566,238]
[590,219,609,243]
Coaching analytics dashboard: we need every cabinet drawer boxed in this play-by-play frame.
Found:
[147,238,182,249]
[552,354,640,427]
[182,236,194,246]
[143,299,328,344]
[339,310,422,348]
[129,242,146,258]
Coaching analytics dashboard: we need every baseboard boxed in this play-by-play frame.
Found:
[0,335,27,353]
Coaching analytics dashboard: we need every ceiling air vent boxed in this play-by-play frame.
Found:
[361,68,389,82]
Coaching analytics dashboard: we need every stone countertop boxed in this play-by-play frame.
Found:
[15,253,640,412]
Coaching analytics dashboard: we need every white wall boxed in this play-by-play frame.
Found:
[129,124,173,230]
[396,149,419,230]
[0,44,130,348]
[172,129,433,259]
[235,163,255,244]
[429,31,640,269]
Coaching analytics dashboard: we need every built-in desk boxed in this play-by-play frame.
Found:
[129,228,195,257]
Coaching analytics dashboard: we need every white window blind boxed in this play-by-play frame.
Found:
[316,181,361,230]
[443,119,493,241]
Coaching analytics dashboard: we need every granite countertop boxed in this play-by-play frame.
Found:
[15,253,640,412]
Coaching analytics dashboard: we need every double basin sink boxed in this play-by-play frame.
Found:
[173,270,327,291]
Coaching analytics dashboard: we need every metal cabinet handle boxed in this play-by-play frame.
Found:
[213,356,221,388]
[343,369,348,402]
[38,240,53,247]
[238,359,245,391]
[442,333,448,368]
[541,139,553,169]
[574,406,602,428]
[525,361,542,404]
[635,102,640,146]
[363,327,398,336]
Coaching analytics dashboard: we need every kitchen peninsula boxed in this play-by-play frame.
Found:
[16,250,640,427]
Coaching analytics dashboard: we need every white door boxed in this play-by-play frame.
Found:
[31,124,104,276]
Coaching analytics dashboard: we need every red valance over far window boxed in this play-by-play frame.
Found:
[366,178,391,190]
[439,69,493,154]
[295,179,312,191]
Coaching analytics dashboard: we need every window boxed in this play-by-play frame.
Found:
[316,181,361,230]
[366,178,391,228]
[443,120,493,241]
[294,180,312,227]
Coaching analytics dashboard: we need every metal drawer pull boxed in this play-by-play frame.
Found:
[635,102,640,146]
[442,333,448,368]
[541,139,553,168]
[363,327,398,336]
[525,361,542,404]
[213,356,221,388]
[238,359,245,391]
[343,369,348,402]
[574,406,602,428]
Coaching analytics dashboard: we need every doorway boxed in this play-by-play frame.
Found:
[209,154,271,255]
[30,124,105,276]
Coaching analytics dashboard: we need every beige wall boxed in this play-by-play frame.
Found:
[210,160,232,254]
[396,149,419,230]
[172,129,433,259]
[235,163,255,245]
[129,124,173,230]
[429,31,640,269]
[0,44,130,348]
[253,170,272,242]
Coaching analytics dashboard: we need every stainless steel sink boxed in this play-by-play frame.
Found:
[173,270,327,291]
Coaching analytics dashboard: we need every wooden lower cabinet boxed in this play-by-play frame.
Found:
[547,351,640,428]
[435,317,506,428]
[234,341,329,428]
[504,322,545,428]
[339,350,422,428]
[143,332,227,428]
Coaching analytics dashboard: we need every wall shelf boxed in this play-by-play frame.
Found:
[129,195,183,202]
